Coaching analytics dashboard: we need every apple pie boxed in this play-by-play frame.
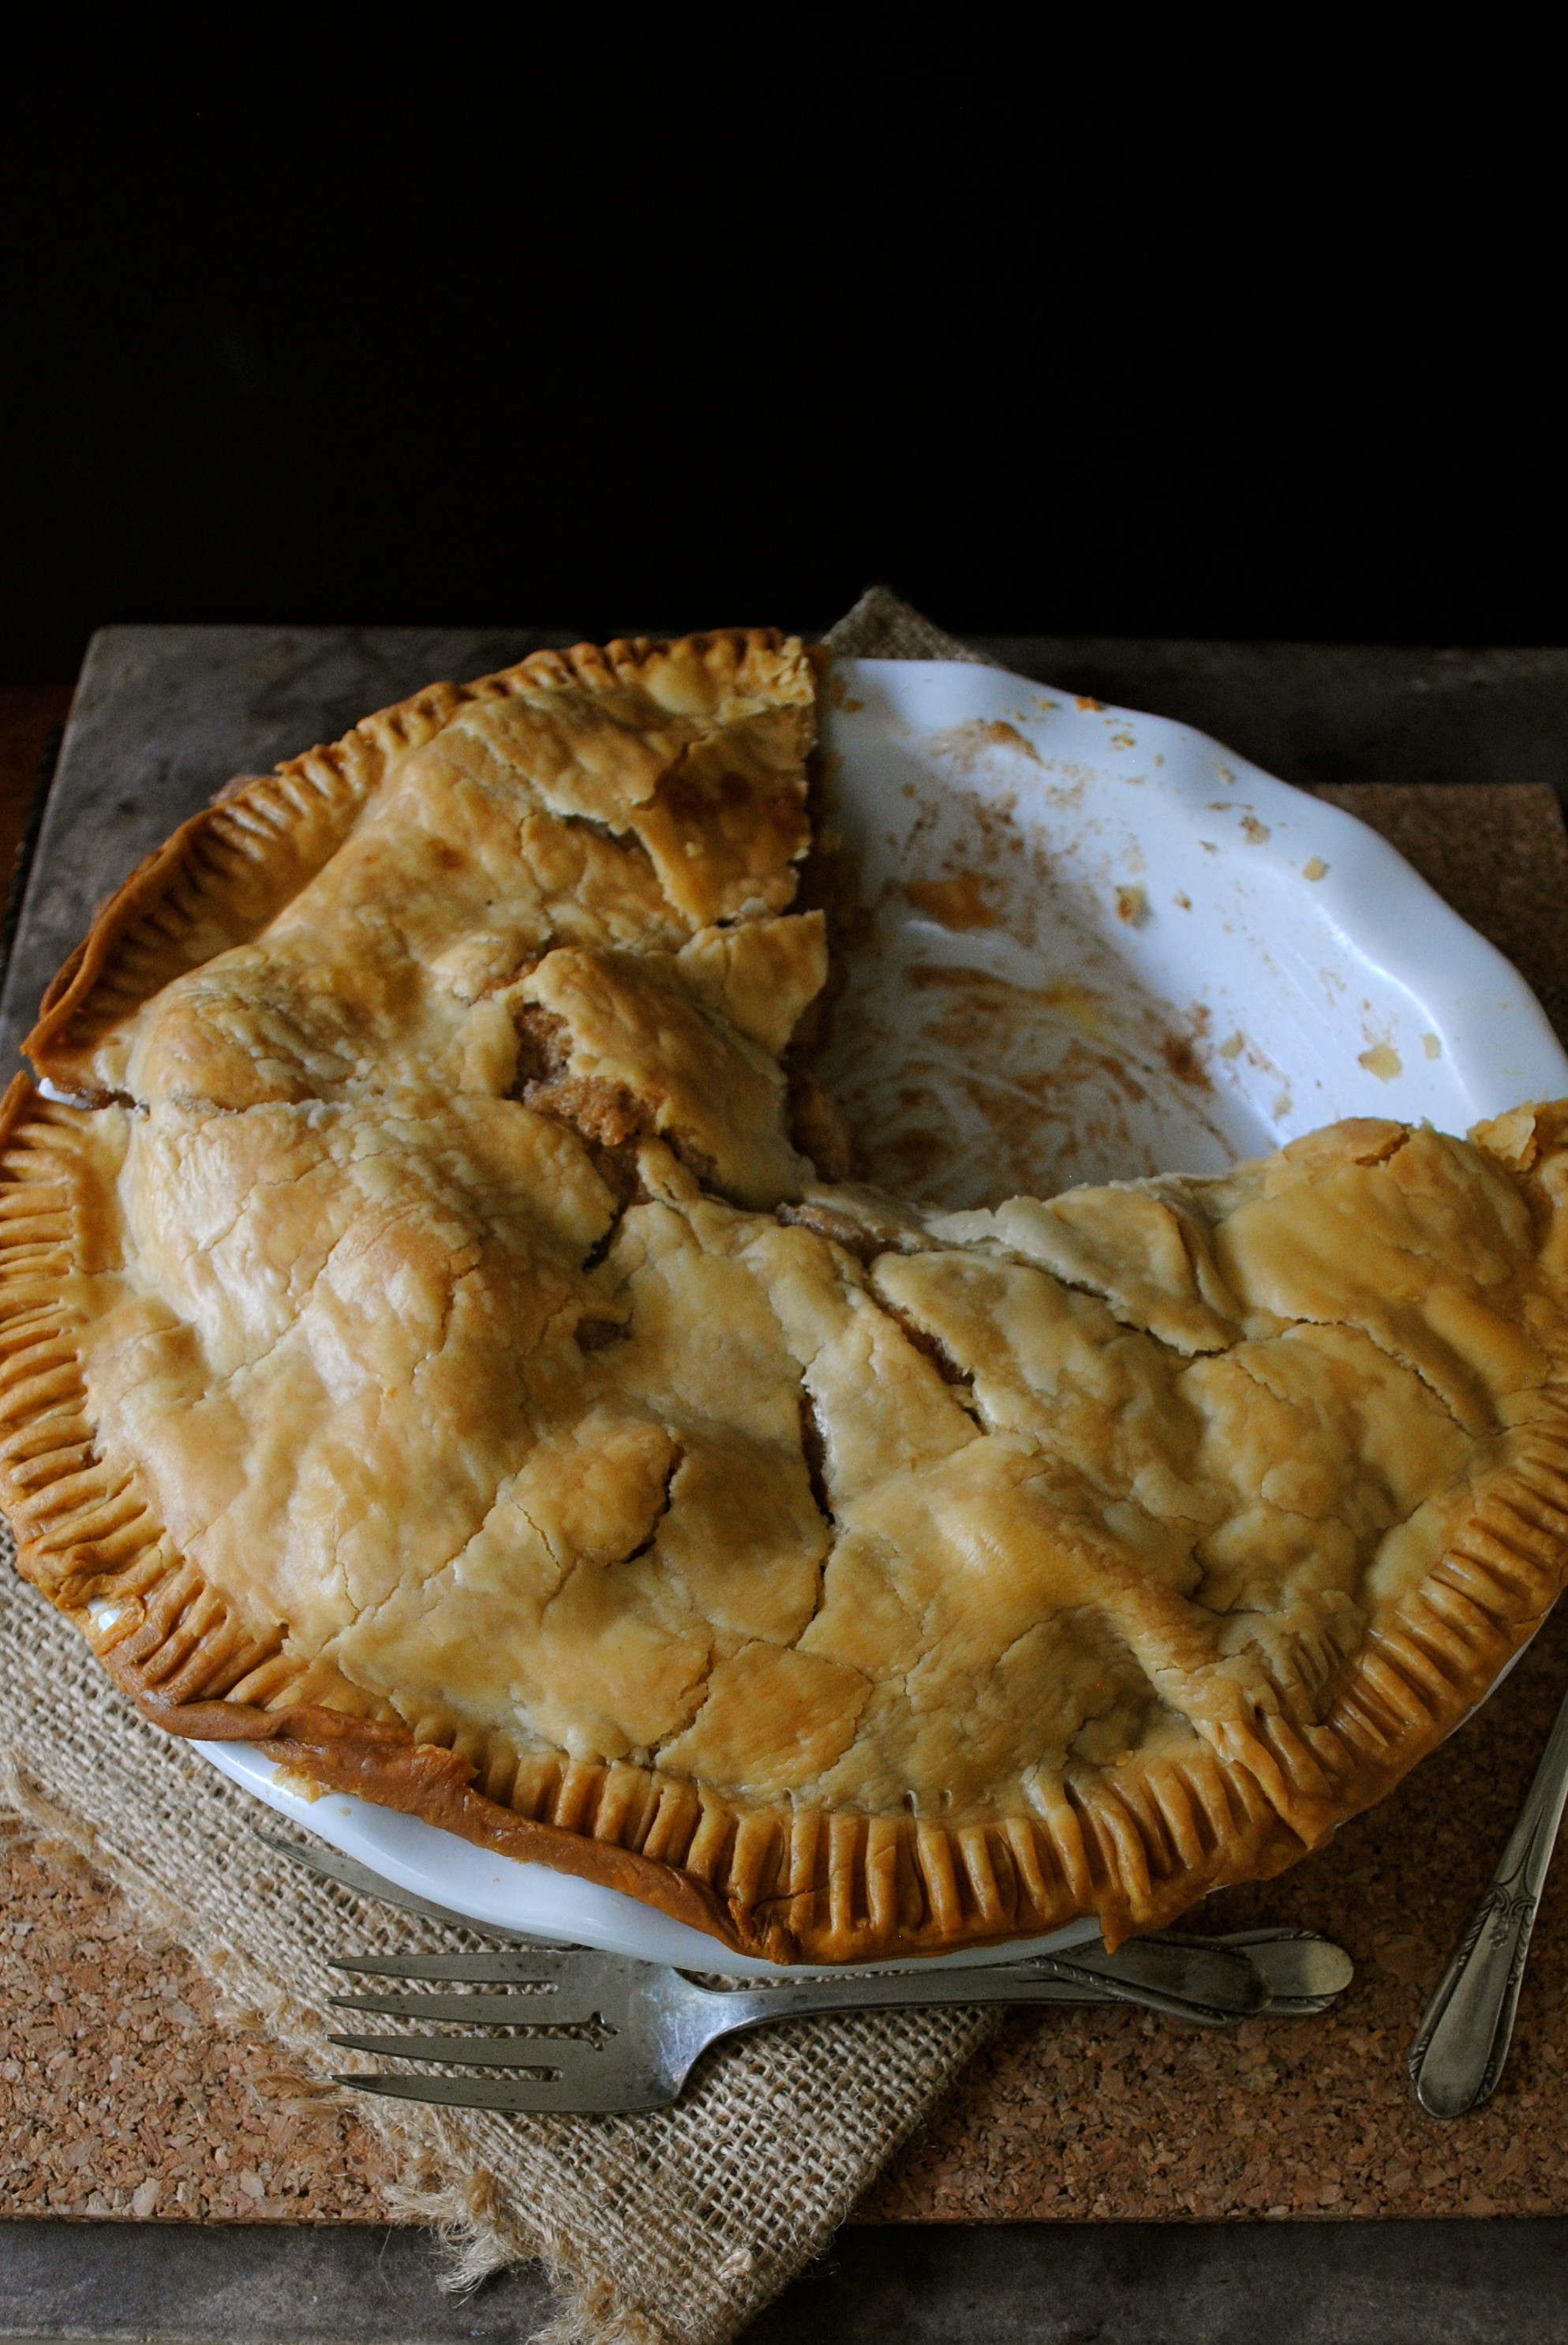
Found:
[4,627,1568,1964]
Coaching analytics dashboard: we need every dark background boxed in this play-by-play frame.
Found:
[2,29,1562,681]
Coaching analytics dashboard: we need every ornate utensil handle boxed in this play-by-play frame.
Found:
[1409,1676,1568,2119]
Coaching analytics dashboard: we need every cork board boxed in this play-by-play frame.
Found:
[6,778,1568,2229]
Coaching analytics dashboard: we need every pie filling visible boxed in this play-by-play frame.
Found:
[4,627,1568,1965]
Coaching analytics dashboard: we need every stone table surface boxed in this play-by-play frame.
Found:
[6,627,1568,2343]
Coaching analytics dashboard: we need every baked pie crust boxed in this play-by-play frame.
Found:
[6,627,1568,1965]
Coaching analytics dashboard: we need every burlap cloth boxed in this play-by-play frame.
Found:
[0,590,1013,2345]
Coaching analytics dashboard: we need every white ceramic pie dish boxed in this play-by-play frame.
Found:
[201,656,1568,1972]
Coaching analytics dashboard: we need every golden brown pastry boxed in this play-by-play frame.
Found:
[5,629,1568,1963]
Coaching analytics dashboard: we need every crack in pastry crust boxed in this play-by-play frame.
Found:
[6,634,1568,1962]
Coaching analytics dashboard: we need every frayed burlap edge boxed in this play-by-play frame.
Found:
[824,583,992,665]
[0,590,1008,2345]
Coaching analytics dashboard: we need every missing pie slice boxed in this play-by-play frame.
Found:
[5,628,1568,1963]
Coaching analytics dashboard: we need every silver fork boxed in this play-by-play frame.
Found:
[323,1928,1351,2115]
[252,1831,1350,2114]
[1409,1673,1568,2118]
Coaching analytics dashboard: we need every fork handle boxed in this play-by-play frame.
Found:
[1409,1674,1568,2120]
[690,1962,1235,2044]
